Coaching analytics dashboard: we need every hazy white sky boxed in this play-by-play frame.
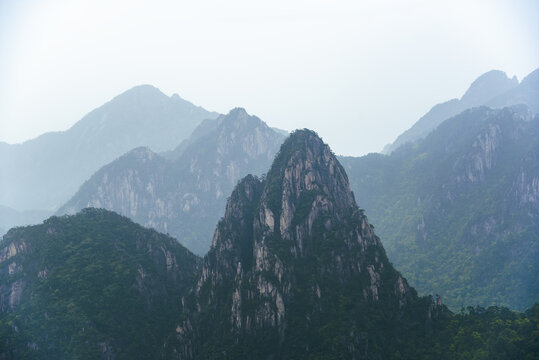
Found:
[1,0,538,156]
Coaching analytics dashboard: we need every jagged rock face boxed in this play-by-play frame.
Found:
[341,106,539,310]
[58,108,286,255]
[0,240,28,312]
[189,130,418,359]
[61,147,168,221]
[511,147,539,211]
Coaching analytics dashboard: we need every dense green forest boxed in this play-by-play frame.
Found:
[0,209,199,359]
[341,106,539,311]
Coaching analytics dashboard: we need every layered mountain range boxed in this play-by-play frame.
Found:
[342,105,539,310]
[1,131,536,359]
[57,108,286,255]
[1,68,538,358]
[54,74,539,310]
[0,85,218,213]
[383,68,539,154]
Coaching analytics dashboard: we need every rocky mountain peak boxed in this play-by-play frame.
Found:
[224,107,250,121]
[262,129,356,222]
[218,107,267,132]
[125,146,157,161]
[207,108,283,162]
[190,129,416,358]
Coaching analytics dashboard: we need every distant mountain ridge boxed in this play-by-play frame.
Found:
[58,108,287,255]
[0,85,218,213]
[342,105,539,310]
[383,68,539,154]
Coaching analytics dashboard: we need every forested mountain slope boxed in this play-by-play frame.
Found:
[341,105,539,310]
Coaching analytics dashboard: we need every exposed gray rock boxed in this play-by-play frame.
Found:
[58,108,286,255]
[186,130,418,358]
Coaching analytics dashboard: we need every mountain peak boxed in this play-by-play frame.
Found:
[192,129,416,357]
[227,107,249,118]
[383,69,527,154]
[116,84,166,99]
[219,107,260,128]
[461,70,518,106]
[521,67,539,86]
[124,146,157,161]
[264,129,355,219]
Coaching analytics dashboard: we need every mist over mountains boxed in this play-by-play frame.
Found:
[342,105,539,310]
[58,108,286,255]
[46,68,539,310]
[2,132,536,358]
[0,68,538,358]
[383,68,539,154]
[0,85,218,212]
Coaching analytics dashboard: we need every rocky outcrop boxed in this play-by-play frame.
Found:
[185,130,423,359]
[58,108,286,255]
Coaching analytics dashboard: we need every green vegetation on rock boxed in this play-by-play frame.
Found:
[0,208,199,359]
[341,106,539,311]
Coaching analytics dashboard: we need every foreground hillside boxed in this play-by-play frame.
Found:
[0,209,200,359]
[341,106,539,310]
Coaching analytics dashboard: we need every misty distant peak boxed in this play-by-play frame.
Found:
[0,84,218,211]
[116,84,166,98]
[521,67,539,86]
[382,68,535,154]
[124,146,157,161]
[219,107,265,129]
[226,107,250,119]
[460,70,518,106]
[466,69,517,89]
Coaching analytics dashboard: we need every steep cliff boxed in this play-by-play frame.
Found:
[58,108,286,255]
[176,130,438,359]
